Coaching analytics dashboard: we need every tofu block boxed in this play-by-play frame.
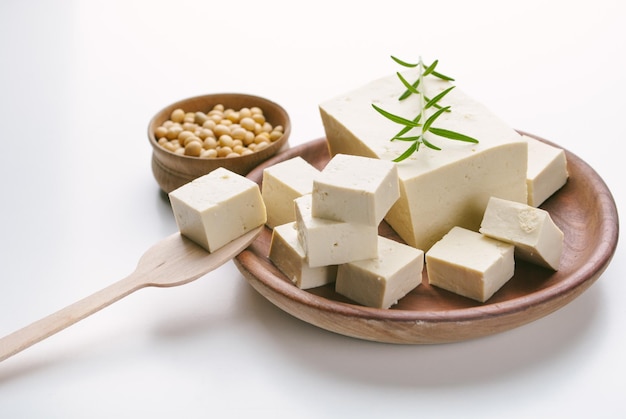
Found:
[336,236,424,309]
[269,222,337,289]
[262,156,320,228]
[479,196,563,270]
[426,226,515,302]
[169,167,266,253]
[311,153,399,225]
[294,194,378,267]
[524,135,569,207]
[319,71,527,251]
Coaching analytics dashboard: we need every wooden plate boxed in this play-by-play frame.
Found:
[234,133,619,344]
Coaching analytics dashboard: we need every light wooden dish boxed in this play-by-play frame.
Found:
[148,93,291,193]
[234,133,619,344]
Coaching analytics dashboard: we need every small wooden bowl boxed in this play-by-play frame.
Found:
[148,93,291,193]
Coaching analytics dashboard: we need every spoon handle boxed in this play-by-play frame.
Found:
[0,273,143,362]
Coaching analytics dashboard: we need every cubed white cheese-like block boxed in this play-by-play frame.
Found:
[426,226,515,303]
[262,156,320,228]
[479,196,563,270]
[294,194,378,267]
[336,236,424,309]
[311,153,399,225]
[524,135,569,207]
[319,71,527,251]
[269,222,337,289]
[169,167,266,253]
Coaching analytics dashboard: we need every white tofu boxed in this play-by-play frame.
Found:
[335,236,424,309]
[311,153,399,225]
[269,222,337,289]
[426,226,515,303]
[262,156,320,228]
[169,167,266,253]
[524,135,569,207]
[479,196,563,270]
[294,194,378,268]
[319,71,527,251]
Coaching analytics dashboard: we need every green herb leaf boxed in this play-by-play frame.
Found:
[397,72,420,96]
[372,104,420,127]
[422,106,450,132]
[428,127,479,143]
[422,137,442,150]
[372,56,479,160]
[425,86,455,109]
[398,80,420,101]
[391,55,418,68]
[393,114,422,139]
[393,141,419,162]
[422,60,439,77]
[393,135,422,142]
[432,70,455,81]
[394,125,415,139]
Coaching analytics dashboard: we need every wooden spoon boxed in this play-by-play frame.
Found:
[0,226,263,362]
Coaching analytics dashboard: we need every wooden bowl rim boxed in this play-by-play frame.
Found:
[234,133,619,343]
[147,92,291,162]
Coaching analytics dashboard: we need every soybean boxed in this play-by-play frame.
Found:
[156,104,284,159]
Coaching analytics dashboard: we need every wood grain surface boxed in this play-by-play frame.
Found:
[234,134,619,344]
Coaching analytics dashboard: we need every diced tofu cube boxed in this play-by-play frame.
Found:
[524,135,569,207]
[311,153,399,226]
[269,222,337,289]
[479,196,563,270]
[169,167,266,253]
[294,194,378,267]
[262,156,320,228]
[336,236,424,309]
[426,226,514,303]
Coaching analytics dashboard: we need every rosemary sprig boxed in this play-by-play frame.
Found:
[372,56,479,162]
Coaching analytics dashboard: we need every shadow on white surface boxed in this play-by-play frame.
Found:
[225,277,605,388]
[0,264,605,399]
[0,243,606,390]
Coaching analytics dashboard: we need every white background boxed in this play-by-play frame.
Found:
[0,1,623,418]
